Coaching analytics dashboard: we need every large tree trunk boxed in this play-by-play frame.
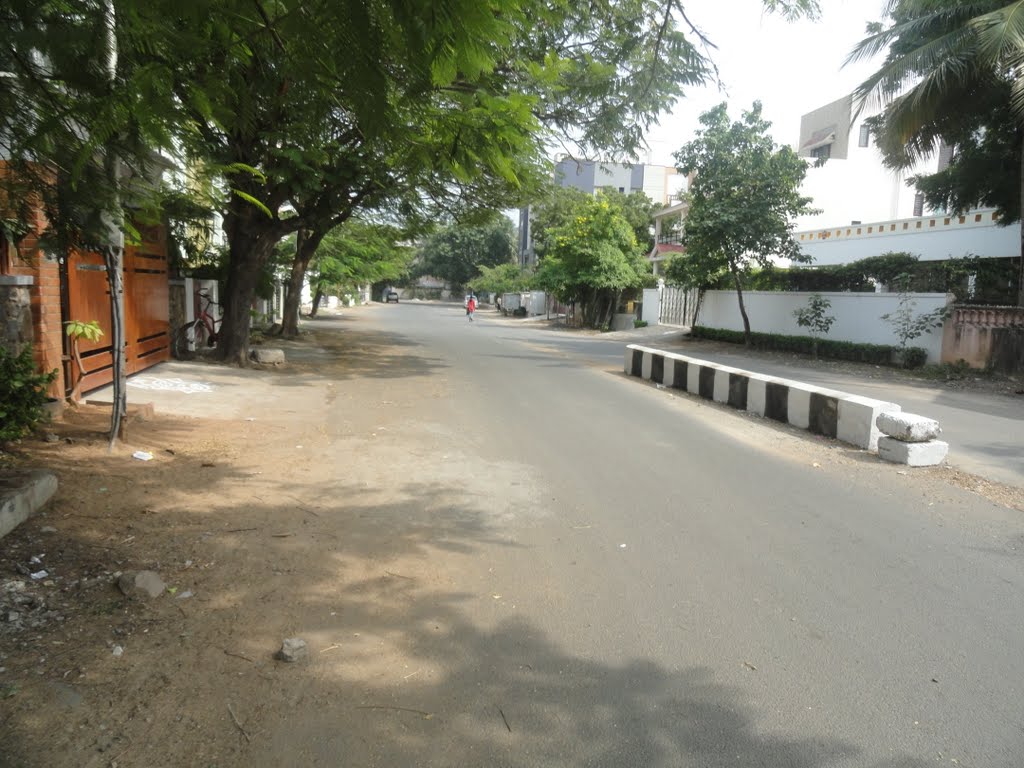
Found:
[732,267,752,345]
[217,206,279,365]
[281,228,325,335]
[309,286,324,317]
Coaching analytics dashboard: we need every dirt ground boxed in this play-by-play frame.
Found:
[1,316,1022,768]
[0,321,478,768]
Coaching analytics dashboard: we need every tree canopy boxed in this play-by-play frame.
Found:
[533,194,651,327]
[848,0,1024,304]
[415,216,517,289]
[2,0,826,365]
[670,102,815,341]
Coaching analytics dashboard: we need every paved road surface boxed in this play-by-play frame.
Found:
[476,318,1023,487]
[89,303,1024,766]
[274,303,1022,767]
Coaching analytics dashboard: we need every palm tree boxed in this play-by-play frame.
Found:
[847,1,1024,305]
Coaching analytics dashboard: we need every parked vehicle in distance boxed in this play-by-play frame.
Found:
[385,290,400,303]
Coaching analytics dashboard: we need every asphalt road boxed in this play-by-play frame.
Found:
[301,302,1024,768]
[494,324,1024,487]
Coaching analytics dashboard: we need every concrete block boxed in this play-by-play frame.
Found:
[0,470,58,541]
[787,387,811,429]
[878,437,949,466]
[641,352,653,380]
[746,378,767,416]
[650,353,665,385]
[837,397,901,451]
[686,362,701,395]
[250,347,285,364]
[876,412,941,442]
[713,369,730,403]
[623,347,633,375]
[727,373,749,410]
[662,356,676,387]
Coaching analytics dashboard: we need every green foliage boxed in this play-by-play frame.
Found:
[537,195,651,327]
[690,326,928,369]
[468,263,532,296]
[312,220,413,294]
[0,346,58,442]
[634,319,648,328]
[673,102,816,275]
[671,102,817,339]
[880,275,951,363]
[698,252,1019,305]
[416,215,516,289]
[64,320,104,343]
[792,294,835,358]
[592,188,662,252]
[849,0,1024,304]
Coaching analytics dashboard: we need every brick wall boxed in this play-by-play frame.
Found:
[0,277,33,353]
[2,206,67,397]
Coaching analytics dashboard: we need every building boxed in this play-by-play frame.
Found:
[796,95,950,230]
[648,200,688,278]
[553,158,679,205]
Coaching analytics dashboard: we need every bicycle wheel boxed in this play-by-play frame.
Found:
[172,320,199,359]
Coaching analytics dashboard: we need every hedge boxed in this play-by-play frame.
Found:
[690,326,928,369]
[676,252,1019,306]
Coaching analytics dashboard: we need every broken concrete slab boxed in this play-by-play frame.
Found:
[878,437,949,467]
[877,412,942,443]
[0,470,58,541]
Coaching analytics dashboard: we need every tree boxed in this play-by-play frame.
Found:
[468,263,532,297]
[1,0,179,445]
[140,0,822,364]
[534,195,650,327]
[593,189,663,252]
[415,216,517,290]
[792,294,835,359]
[881,274,950,366]
[308,221,413,313]
[672,102,816,343]
[848,0,1024,305]
[3,0,823,370]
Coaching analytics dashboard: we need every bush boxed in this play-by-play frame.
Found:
[689,326,928,369]
[634,319,648,328]
[0,345,58,441]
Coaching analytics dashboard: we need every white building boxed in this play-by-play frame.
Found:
[553,158,680,205]
[795,94,949,230]
[792,95,1019,272]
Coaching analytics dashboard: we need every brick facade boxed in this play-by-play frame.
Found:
[0,203,67,398]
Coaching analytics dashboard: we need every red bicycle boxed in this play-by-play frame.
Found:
[173,290,221,358]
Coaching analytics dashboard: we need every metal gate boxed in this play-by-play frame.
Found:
[63,224,170,395]
[658,285,701,327]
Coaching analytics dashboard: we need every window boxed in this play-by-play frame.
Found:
[913,192,924,217]
[810,144,831,161]
[858,124,870,148]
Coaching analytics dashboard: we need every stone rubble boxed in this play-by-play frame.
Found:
[876,411,947,467]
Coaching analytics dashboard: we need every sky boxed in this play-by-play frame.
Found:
[641,0,886,167]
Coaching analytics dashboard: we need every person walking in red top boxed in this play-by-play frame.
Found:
[466,295,477,321]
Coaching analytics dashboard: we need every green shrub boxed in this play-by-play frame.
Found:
[634,319,648,328]
[0,346,58,442]
[689,326,928,369]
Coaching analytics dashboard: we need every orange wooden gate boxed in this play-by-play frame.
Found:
[63,225,171,395]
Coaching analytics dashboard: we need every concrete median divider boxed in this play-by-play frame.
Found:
[625,344,901,451]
